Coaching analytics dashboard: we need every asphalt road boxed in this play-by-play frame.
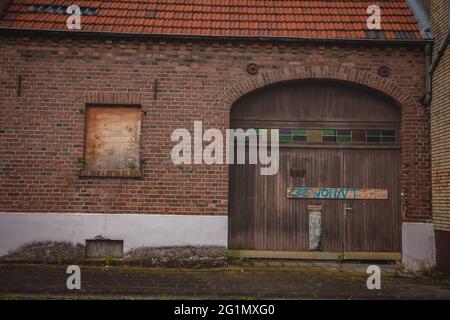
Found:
[0,263,449,300]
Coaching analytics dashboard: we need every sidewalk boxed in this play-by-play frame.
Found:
[0,263,449,300]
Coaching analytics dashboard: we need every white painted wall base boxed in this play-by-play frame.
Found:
[402,222,436,272]
[0,213,437,271]
[0,212,228,256]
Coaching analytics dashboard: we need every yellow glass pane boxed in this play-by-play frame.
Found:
[307,130,322,143]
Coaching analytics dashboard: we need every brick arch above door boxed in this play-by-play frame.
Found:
[216,65,420,112]
[217,65,431,223]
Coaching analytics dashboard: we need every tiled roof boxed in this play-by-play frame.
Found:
[0,0,424,40]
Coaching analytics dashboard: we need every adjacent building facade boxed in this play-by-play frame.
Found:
[0,1,437,270]
[430,0,450,275]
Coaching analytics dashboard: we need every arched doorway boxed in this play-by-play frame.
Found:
[229,80,401,259]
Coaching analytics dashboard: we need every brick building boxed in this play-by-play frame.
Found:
[0,1,436,270]
[430,0,450,275]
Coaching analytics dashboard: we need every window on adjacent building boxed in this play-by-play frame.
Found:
[82,105,142,177]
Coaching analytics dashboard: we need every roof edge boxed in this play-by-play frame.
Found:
[406,0,433,39]
[0,27,433,46]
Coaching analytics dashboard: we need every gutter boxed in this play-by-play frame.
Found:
[0,27,433,46]
[423,4,450,106]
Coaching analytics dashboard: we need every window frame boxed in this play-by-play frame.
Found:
[79,103,144,179]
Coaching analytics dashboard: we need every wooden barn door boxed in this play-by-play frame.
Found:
[229,80,402,260]
[342,148,402,257]
[229,147,344,253]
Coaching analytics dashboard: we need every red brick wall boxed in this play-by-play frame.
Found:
[0,34,431,220]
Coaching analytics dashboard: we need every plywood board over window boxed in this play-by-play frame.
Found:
[81,105,142,178]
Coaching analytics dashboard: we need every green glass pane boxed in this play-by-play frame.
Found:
[381,136,396,143]
[293,129,307,136]
[280,135,293,142]
[367,130,381,137]
[322,129,336,136]
[367,136,381,143]
[337,136,352,142]
[308,130,322,143]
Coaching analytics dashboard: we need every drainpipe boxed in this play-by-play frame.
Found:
[422,4,450,106]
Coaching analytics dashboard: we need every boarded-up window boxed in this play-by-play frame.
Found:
[83,106,141,177]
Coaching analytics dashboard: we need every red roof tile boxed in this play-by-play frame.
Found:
[0,0,423,40]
